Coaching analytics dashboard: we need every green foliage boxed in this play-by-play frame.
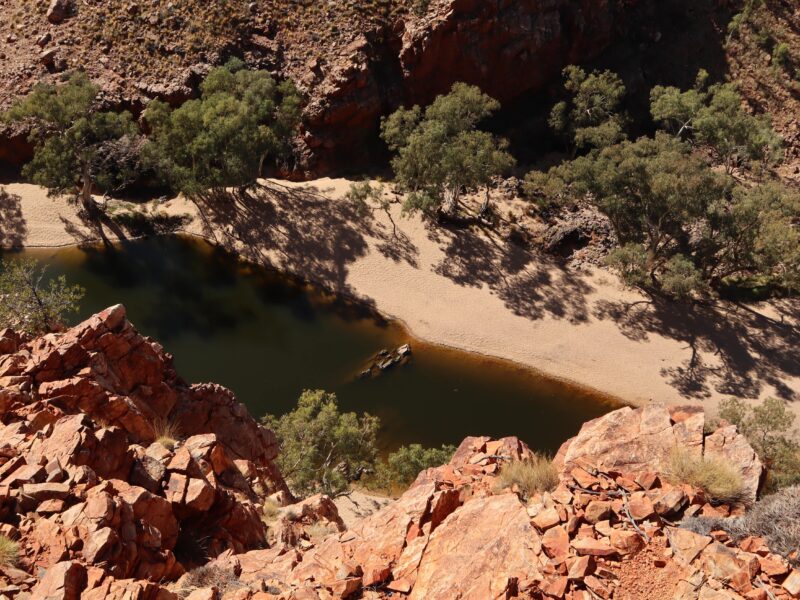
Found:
[381,82,514,218]
[0,258,84,335]
[144,63,301,197]
[526,132,800,297]
[772,43,792,72]
[346,180,390,217]
[262,390,379,498]
[719,398,800,491]
[370,443,456,491]
[651,74,782,173]
[549,66,627,151]
[3,72,139,209]
[495,455,558,500]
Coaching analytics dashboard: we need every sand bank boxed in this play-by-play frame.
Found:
[2,180,798,415]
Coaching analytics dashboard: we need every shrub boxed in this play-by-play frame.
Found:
[495,455,558,500]
[262,390,379,498]
[369,443,457,492]
[0,535,18,568]
[718,397,800,491]
[0,258,84,334]
[666,448,746,505]
[681,485,800,564]
[773,43,792,72]
[176,565,246,598]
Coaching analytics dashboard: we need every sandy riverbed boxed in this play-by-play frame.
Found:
[2,180,798,416]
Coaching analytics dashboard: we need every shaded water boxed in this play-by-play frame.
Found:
[13,236,618,453]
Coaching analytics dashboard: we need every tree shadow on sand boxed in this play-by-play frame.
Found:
[593,296,800,402]
[430,222,593,324]
[192,182,418,299]
[0,188,27,247]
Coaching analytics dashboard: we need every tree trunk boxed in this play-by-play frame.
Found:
[479,187,491,216]
[442,186,460,217]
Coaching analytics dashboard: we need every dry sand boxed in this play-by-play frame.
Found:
[2,180,799,416]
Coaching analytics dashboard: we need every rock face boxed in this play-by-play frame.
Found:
[0,306,288,596]
[300,0,636,174]
[0,0,639,175]
[0,308,792,599]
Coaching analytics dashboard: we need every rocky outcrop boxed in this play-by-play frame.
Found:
[0,309,794,599]
[0,306,288,596]
[554,404,763,503]
[188,435,794,599]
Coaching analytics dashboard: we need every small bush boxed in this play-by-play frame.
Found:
[153,418,180,451]
[0,535,18,567]
[368,443,457,493]
[176,565,245,598]
[495,455,558,500]
[681,485,800,564]
[667,448,745,505]
[719,397,800,492]
[773,43,792,72]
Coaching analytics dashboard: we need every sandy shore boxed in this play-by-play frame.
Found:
[2,180,799,416]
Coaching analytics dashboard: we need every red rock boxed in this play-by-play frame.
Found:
[567,555,595,579]
[532,507,562,530]
[184,478,215,512]
[669,528,712,565]
[626,492,655,521]
[758,555,789,578]
[610,529,644,555]
[540,575,568,598]
[542,525,570,561]
[653,487,687,516]
[783,570,800,596]
[571,538,617,557]
[583,500,612,524]
[30,561,86,600]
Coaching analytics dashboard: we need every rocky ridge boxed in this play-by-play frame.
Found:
[0,308,797,599]
[0,0,638,174]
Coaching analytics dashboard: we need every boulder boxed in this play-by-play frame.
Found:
[555,404,762,503]
[46,0,72,23]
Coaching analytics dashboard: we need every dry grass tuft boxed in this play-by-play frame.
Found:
[496,455,559,500]
[175,565,246,598]
[0,535,19,568]
[153,418,181,451]
[681,485,800,564]
[261,498,281,524]
[667,448,746,505]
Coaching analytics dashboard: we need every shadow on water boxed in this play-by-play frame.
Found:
[14,236,618,454]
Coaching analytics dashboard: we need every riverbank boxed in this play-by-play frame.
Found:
[2,180,799,416]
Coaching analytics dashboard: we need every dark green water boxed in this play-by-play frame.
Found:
[11,236,617,453]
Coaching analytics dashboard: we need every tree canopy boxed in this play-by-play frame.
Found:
[651,71,782,173]
[2,72,139,213]
[0,258,84,334]
[144,60,301,197]
[525,132,800,297]
[262,389,379,497]
[381,82,514,218]
[549,66,628,152]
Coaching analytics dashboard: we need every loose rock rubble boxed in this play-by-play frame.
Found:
[0,307,796,599]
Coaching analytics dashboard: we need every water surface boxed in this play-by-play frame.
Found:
[13,236,617,453]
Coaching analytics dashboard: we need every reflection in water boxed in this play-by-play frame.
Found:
[13,236,618,452]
